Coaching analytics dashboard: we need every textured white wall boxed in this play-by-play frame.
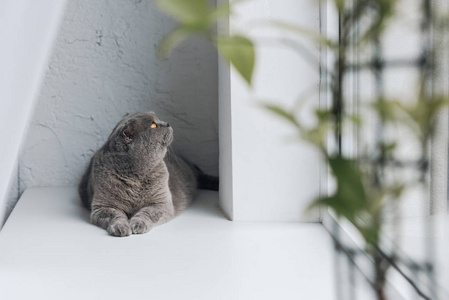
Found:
[16,0,218,206]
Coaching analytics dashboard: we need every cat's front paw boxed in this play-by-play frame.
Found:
[130,217,152,234]
[107,220,131,237]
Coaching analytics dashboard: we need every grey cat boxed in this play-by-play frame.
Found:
[78,111,200,237]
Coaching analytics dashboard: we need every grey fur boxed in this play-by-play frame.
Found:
[78,111,197,237]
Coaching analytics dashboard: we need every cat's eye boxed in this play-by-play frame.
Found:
[150,122,157,129]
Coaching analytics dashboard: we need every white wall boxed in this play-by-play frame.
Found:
[0,0,68,226]
[219,0,321,222]
[14,0,218,211]
[430,0,449,215]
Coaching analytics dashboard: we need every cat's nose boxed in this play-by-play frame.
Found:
[166,123,170,127]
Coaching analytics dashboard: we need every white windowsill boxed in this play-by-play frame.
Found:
[0,187,335,300]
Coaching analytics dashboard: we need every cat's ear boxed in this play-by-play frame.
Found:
[122,125,136,143]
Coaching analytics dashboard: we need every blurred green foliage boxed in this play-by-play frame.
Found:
[155,0,448,242]
[156,0,447,265]
[157,1,448,297]
[156,0,254,84]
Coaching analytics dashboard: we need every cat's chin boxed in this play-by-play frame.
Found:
[163,132,174,146]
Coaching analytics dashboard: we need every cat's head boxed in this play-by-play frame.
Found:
[108,111,173,162]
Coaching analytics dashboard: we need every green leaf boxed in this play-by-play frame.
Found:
[308,155,385,244]
[210,2,232,20]
[302,123,328,148]
[311,195,347,216]
[205,0,250,21]
[158,26,204,59]
[346,114,362,126]
[156,0,210,24]
[394,95,449,136]
[359,0,397,42]
[217,35,255,85]
[309,156,367,215]
[371,98,400,121]
[380,141,397,157]
[328,156,366,207]
[258,20,337,50]
[335,0,346,12]
[263,104,299,127]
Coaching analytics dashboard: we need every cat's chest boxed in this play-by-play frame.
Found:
[139,177,166,196]
[126,176,168,205]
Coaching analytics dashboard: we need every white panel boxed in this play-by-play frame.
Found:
[0,0,67,226]
[218,0,233,219]
[220,0,321,221]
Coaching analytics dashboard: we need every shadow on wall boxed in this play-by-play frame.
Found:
[151,36,219,178]
[6,0,218,222]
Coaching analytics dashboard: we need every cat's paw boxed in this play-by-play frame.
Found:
[130,217,152,234]
[107,220,131,237]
